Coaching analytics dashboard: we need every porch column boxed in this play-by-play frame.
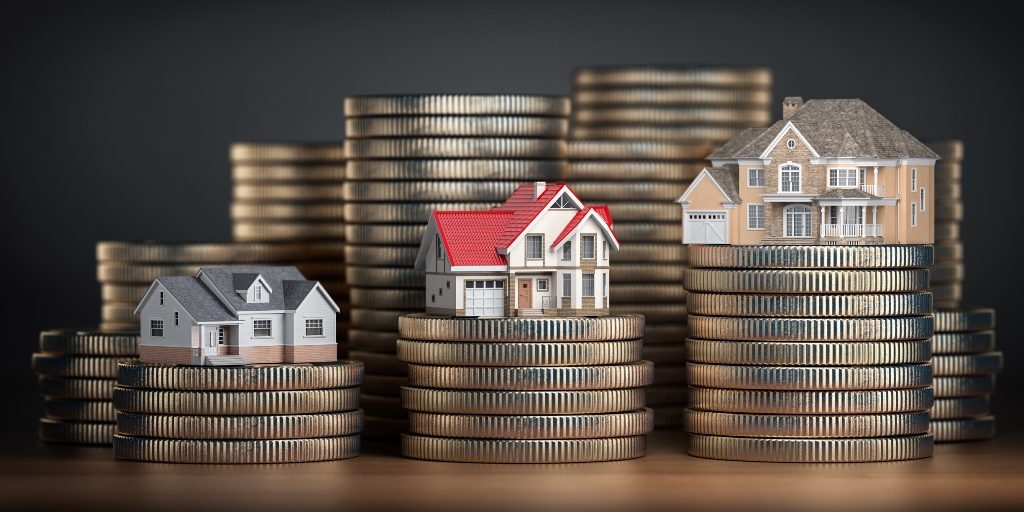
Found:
[862,206,867,237]
[838,206,845,237]
[872,206,878,236]
[819,206,825,237]
[873,166,879,189]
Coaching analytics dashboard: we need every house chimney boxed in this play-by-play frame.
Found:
[533,181,546,199]
[782,96,804,119]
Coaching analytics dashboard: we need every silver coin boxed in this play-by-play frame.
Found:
[687,434,933,462]
[688,315,933,341]
[686,362,933,390]
[407,409,653,439]
[407,361,655,390]
[688,387,934,414]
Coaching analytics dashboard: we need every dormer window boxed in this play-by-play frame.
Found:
[551,193,576,209]
[255,285,261,301]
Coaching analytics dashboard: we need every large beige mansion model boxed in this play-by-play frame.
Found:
[676,97,937,245]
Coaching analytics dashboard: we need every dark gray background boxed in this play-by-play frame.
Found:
[2,0,1021,436]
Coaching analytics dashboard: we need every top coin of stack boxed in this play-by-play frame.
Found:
[570,66,773,145]
[228,142,349,308]
[926,140,965,309]
[342,95,571,435]
[96,241,311,332]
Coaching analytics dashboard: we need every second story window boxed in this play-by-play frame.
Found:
[526,235,543,259]
[582,235,596,259]
[435,234,443,259]
[150,319,164,338]
[174,311,179,326]
[254,319,272,337]
[562,241,572,261]
[255,286,261,301]
[829,169,858,188]
[562,274,572,297]
[920,188,927,211]
[780,164,801,192]
[747,168,765,187]
[159,292,164,306]
[911,168,918,191]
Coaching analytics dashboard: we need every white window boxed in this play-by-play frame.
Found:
[174,311,179,326]
[217,327,226,345]
[552,193,575,209]
[920,188,926,211]
[159,292,164,306]
[537,279,549,291]
[780,163,801,192]
[911,168,918,191]
[603,241,609,259]
[582,235,596,259]
[828,168,858,188]
[911,203,918,227]
[784,205,812,237]
[604,274,608,298]
[561,241,572,261]
[562,274,572,297]
[747,168,765,187]
[255,285,261,301]
[306,319,324,336]
[787,139,796,149]
[747,204,765,229]
[582,274,595,297]
[150,320,164,337]
[253,319,271,337]
[435,234,442,259]
[526,235,543,259]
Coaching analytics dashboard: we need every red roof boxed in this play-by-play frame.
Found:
[432,182,617,267]
[550,206,619,249]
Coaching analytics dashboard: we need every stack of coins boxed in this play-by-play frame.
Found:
[32,329,139,445]
[684,245,935,462]
[565,141,707,428]
[927,140,965,308]
[112,361,364,463]
[931,308,1002,442]
[570,66,773,145]
[342,95,570,435]
[228,142,349,320]
[397,314,653,463]
[96,241,310,332]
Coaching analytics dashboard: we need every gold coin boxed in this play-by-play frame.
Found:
[935,202,964,221]
[398,313,646,342]
[344,138,567,159]
[935,182,961,200]
[934,162,962,182]
[606,202,685,222]
[684,269,930,293]
[609,284,687,303]
[401,387,647,414]
[930,416,996,443]
[344,201,496,223]
[44,399,116,422]
[345,224,424,245]
[39,329,139,356]
[685,409,929,438]
[95,241,312,263]
[112,386,361,415]
[101,303,134,323]
[343,180,520,202]
[99,321,138,332]
[930,396,990,419]
[38,377,115,400]
[116,411,364,439]
[613,243,688,263]
[610,263,687,283]
[350,288,422,309]
[568,140,713,161]
[101,284,150,303]
[401,434,646,463]
[344,95,570,117]
[567,162,702,183]
[408,409,653,439]
[232,222,346,242]
[396,339,643,366]
[231,164,345,182]
[407,361,655,390]
[934,221,960,240]
[39,418,114,445]
[571,125,748,143]
[113,434,360,463]
[687,433,933,462]
[687,244,934,269]
[688,387,934,414]
[96,263,201,283]
[346,159,564,181]
[568,181,686,201]
[934,375,996,397]
[686,362,932,390]
[932,352,1003,376]
[926,140,964,161]
[574,66,772,88]
[116,360,364,391]
[688,315,933,341]
[686,338,931,365]
[573,106,772,125]
[932,331,996,354]
[934,308,996,332]
[609,304,687,324]
[233,183,344,201]
[608,222,680,243]
[230,202,345,221]
[32,354,138,378]
[345,115,568,138]
[930,262,965,283]
[934,241,963,261]
[573,88,773,106]
[686,292,933,317]
[346,266,423,288]
[229,142,344,163]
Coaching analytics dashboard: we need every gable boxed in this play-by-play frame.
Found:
[760,122,819,159]
[677,169,734,205]
[290,283,342,314]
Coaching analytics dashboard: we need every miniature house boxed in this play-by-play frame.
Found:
[676,97,938,246]
[134,266,340,366]
[414,182,619,317]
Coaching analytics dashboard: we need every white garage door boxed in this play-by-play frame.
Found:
[685,211,728,244]
[465,280,505,317]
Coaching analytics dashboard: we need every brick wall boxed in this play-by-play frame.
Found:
[140,345,191,365]
[285,344,338,363]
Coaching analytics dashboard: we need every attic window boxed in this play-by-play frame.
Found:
[159,292,164,306]
[787,139,796,149]
[551,193,575,209]
[255,286,261,301]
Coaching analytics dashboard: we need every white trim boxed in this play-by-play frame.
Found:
[783,204,814,237]
[747,167,766,188]
[778,162,803,193]
[196,320,244,325]
[761,194,815,203]
[450,265,508,272]
[414,217,440,271]
[676,168,733,204]
[291,282,342,314]
[747,204,766,230]
[902,158,939,165]
[505,185,585,251]
[760,122,820,159]
[816,198,898,207]
[550,209,620,252]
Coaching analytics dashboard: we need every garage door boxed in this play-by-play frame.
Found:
[685,211,728,244]
[465,280,505,317]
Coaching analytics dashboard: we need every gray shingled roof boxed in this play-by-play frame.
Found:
[283,280,318,309]
[232,273,260,291]
[818,188,877,199]
[156,276,237,323]
[704,165,741,202]
[709,99,939,160]
[200,266,310,312]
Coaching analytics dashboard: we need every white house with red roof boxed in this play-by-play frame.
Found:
[415,182,619,317]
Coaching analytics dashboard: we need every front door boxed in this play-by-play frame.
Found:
[518,279,532,309]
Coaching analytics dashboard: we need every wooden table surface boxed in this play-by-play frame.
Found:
[2,431,1023,512]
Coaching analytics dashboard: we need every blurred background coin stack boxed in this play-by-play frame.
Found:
[32,329,139,445]
[683,245,935,462]
[112,361,364,463]
[228,142,349,342]
[96,241,309,333]
[342,95,570,436]
[930,308,1002,442]
[927,140,965,309]
[567,66,774,427]
[396,314,653,463]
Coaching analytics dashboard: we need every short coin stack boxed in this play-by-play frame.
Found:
[931,308,1002,442]
[112,361,365,463]
[228,142,349,308]
[342,95,570,435]
[397,314,654,463]
[32,329,140,445]
[565,141,708,428]
[683,245,935,462]
[927,140,965,308]
[96,241,309,332]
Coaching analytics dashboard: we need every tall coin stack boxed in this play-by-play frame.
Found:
[931,308,1002,442]
[112,361,365,463]
[927,140,965,308]
[342,95,570,435]
[683,245,935,462]
[568,67,774,428]
[397,314,654,463]
[33,329,139,445]
[97,241,308,332]
[228,142,349,335]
